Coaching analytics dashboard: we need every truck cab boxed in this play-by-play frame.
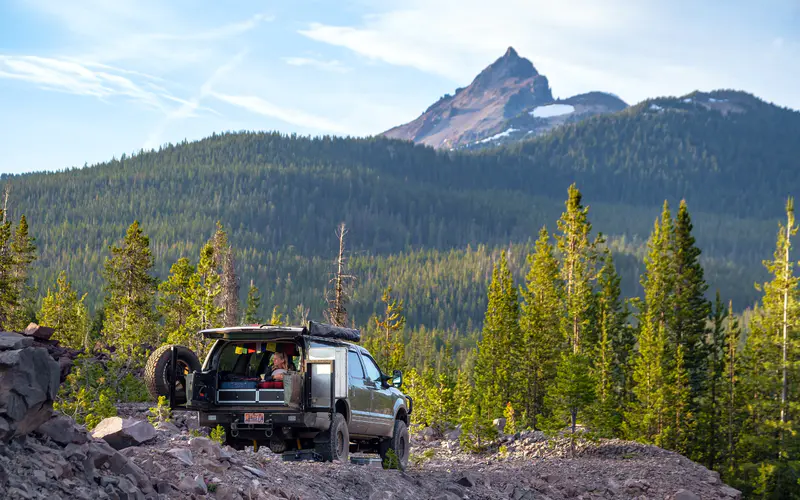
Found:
[145,321,411,468]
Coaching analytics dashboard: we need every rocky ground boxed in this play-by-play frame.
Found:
[0,328,743,500]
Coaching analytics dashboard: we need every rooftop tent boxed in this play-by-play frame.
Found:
[305,321,361,342]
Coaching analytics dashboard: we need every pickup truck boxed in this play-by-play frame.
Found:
[144,321,412,468]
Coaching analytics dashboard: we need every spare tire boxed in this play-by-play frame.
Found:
[144,344,201,404]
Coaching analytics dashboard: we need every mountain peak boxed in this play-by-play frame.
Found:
[504,46,519,59]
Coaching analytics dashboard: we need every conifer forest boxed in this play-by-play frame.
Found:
[2,127,800,498]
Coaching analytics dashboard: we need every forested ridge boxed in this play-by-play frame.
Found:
[2,90,799,328]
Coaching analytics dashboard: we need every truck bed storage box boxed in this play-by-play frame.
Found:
[220,381,258,389]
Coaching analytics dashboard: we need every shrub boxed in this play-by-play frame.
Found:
[147,396,172,425]
[210,425,226,446]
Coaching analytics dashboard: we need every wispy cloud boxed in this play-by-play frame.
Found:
[0,55,167,109]
[283,56,350,73]
[211,92,353,135]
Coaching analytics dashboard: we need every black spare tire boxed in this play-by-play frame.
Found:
[144,344,201,404]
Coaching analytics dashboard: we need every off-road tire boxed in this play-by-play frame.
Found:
[144,344,201,404]
[379,419,409,470]
[315,413,349,462]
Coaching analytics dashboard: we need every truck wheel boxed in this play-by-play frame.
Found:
[144,344,201,405]
[379,419,409,470]
[315,413,349,462]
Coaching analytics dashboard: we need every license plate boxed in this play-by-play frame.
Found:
[244,413,264,424]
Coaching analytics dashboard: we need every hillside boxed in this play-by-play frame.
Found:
[382,47,628,148]
[3,93,799,329]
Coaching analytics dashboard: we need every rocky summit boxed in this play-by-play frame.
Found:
[381,47,627,149]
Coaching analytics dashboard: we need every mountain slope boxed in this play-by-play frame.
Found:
[3,88,799,328]
[382,47,627,148]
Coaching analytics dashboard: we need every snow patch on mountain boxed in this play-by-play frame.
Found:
[478,127,518,143]
[530,104,575,118]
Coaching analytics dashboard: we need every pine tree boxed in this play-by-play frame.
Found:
[102,221,159,361]
[554,184,600,354]
[546,352,595,456]
[721,301,742,476]
[474,252,519,419]
[9,214,36,329]
[370,286,406,373]
[627,202,673,443]
[666,343,691,454]
[739,198,799,467]
[194,242,223,331]
[268,305,285,326]
[701,291,728,470]
[244,280,263,324]
[221,247,240,327]
[0,213,15,328]
[39,271,90,350]
[591,250,627,436]
[518,227,563,428]
[670,200,711,406]
[158,257,200,350]
[325,223,354,327]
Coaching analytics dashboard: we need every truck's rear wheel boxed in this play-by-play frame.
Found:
[315,413,349,462]
[144,344,201,405]
[379,419,409,470]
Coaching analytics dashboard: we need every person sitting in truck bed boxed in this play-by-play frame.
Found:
[265,351,288,381]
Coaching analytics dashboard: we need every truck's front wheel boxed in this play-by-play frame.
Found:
[379,419,409,470]
[315,413,349,462]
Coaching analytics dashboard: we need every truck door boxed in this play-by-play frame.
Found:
[347,350,371,435]
[360,353,395,436]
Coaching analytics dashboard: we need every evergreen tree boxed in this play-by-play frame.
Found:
[739,198,800,472]
[102,221,159,361]
[0,213,15,329]
[591,251,627,436]
[194,242,223,331]
[474,252,519,419]
[670,200,711,405]
[554,184,599,354]
[39,271,90,350]
[269,305,285,326]
[9,214,37,329]
[157,257,200,350]
[721,301,742,476]
[369,286,406,373]
[627,202,673,443]
[518,227,563,428]
[701,291,728,470]
[221,247,240,327]
[546,352,596,456]
[244,280,263,324]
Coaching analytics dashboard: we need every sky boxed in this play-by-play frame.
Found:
[0,0,798,174]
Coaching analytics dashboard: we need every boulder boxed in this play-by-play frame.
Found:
[23,323,56,341]
[492,417,506,433]
[418,426,437,441]
[37,414,89,445]
[0,331,34,350]
[178,474,207,495]
[189,436,222,457]
[672,490,701,500]
[92,417,156,450]
[155,421,180,434]
[166,447,194,466]
[0,345,60,440]
[445,425,462,441]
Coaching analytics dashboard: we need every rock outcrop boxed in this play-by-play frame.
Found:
[0,331,60,441]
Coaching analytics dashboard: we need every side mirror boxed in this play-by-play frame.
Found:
[391,369,403,389]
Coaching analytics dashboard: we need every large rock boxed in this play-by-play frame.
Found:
[23,322,56,340]
[0,331,34,350]
[92,417,157,450]
[36,414,90,445]
[0,345,60,441]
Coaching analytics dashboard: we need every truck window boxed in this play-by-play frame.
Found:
[348,351,364,380]
[361,354,382,383]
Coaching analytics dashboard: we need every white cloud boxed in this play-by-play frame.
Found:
[211,92,353,135]
[298,0,800,109]
[283,57,350,73]
[0,55,167,109]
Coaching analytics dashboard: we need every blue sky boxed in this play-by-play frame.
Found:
[1,0,798,174]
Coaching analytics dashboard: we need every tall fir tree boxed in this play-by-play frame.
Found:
[39,271,90,350]
[194,242,223,331]
[367,286,406,373]
[721,300,742,477]
[669,200,711,406]
[546,352,596,456]
[102,221,159,361]
[518,227,563,429]
[739,197,800,475]
[244,280,263,324]
[158,257,201,350]
[0,212,15,328]
[591,251,627,436]
[9,214,36,329]
[554,184,599,354]
[474,252,519,419]
[627,202,673,443]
